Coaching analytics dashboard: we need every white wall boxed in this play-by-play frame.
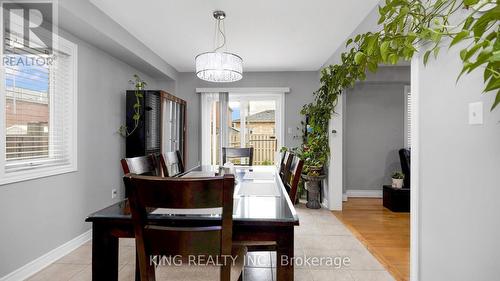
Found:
[175,71,319,168]
[345,82,406,191]
[415,32,500,281]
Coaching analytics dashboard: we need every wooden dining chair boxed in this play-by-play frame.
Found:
[222,147,254,166]
[124,174,246,281]
[279,151,294,182]
[159,151,184,177]
[285,155,304,204]
[120,155,160,176]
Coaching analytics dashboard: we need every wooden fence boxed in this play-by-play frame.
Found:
[229,133,277,165]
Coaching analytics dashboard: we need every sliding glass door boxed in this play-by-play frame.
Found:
[201,92,284,166]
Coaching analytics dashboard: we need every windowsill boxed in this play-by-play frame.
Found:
[0,164,77,186]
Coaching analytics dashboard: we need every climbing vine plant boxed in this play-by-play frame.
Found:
[298,0,499,171]
[118,74,147,137]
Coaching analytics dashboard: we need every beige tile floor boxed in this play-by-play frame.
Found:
[27,204,395,281]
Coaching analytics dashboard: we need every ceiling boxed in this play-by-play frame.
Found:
[90,0,380,72]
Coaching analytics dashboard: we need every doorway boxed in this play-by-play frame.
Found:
[200,91,284,166]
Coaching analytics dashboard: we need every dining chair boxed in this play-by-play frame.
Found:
[159,150,184,177]
[285,155,304,204]
[120,154,160,176]
[222,147,254,166]
[279,151,294,182]
[124,174,246,281]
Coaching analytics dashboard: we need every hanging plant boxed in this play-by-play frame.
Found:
[118,74,147,137]
[297,0,499,170]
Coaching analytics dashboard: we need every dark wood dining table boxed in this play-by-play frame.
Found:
[85,165,299,281]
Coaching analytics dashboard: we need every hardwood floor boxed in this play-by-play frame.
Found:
[333,198,410,281]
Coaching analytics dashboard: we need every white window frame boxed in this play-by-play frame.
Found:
[0,35,78,185]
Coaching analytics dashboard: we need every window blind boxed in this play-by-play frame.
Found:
[404,87,412,148]
[3,31,76,176]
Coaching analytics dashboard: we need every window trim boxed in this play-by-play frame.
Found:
[0,35,78,185]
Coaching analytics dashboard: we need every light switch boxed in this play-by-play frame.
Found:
[288,127,293,134]
[468,102,483,125]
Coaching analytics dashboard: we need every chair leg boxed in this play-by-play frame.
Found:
[238,268,244,281]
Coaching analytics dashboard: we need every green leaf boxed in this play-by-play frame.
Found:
[462,16,474,30]
[485,77,500,92]
[450,30,469,48]
[423,50,431,65]
[489,50,500,62]
[380,41,390,61]
[346,38,353,47]
[460,49,467,60]
[389,54,399,64]
[354,52,365,64]
[473,6,500,41]
[368,61,378,73]
[463,0,480,6]
[433,47,440,58]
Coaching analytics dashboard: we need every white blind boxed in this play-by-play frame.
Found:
[3,34,76,175]
[404,86,412,148]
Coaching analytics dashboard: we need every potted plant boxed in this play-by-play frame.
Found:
[298,139,328,209]
[391,172,405,188]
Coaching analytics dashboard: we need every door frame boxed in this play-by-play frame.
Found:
[197,88,288,166]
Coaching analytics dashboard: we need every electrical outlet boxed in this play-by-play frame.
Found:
[111,189,118,199]
[468,102,483,125]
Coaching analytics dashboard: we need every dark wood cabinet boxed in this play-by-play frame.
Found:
[125,90,186,162]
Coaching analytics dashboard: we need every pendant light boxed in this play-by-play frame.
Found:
[195,10,243,83]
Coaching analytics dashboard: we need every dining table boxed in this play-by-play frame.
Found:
[85,165,299,281]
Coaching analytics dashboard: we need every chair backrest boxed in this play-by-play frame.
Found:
[120,155,159,176]
[222,147,254,166]
[285,155,304,204]
[160,151,184,177]
[399,148,411,188]
[279,151,293,182]
[124,174,235,281]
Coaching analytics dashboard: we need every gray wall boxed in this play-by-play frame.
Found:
[416,19,500,280]
[0,29,170,277]
[345,82,406,190]
[175,72,319,168]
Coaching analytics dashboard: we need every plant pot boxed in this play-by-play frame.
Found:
[302,174,327,209]
[392,178,404,188]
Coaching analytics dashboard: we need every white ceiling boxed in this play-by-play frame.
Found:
[90,0,380,72]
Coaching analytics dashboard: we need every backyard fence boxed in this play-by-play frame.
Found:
[229,133,277,165]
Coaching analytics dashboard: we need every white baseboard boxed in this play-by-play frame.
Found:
[346,189,383,198]
[342,193,348,201]
[0,230,92,281]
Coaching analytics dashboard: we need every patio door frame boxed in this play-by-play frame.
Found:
[197,87,288,166]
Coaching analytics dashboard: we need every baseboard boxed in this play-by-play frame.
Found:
[346,189,383,198]
[342,193,348,201]
[0,230,92,281]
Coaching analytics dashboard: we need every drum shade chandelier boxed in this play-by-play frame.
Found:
[195,10,243,83]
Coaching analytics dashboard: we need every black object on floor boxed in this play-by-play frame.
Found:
[383,185,410,212]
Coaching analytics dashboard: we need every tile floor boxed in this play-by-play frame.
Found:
[27,204,395,281]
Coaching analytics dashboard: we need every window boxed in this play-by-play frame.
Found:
[0,35,77,185]
[404,85,411,148]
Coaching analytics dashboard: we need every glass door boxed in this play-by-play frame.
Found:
[201,92,284,166]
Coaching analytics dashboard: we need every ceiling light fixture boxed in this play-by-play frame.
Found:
[195,10,243,83]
